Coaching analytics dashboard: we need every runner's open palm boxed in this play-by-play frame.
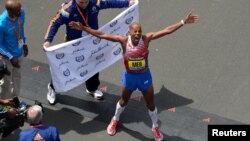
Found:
[183,12,199,24]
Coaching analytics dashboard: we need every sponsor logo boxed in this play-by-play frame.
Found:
[56,53,65,59]
[63,69,70,77]
[34,133,43,140]
[144,80,149,84]
[72,48,85,54]
[110,27,121,34]
[96,53,104,60]
[80,70,88,77]
[72,41,81,46]
[91,43,109,56]
[110,20,118,27]
[93,37,101,45]
[76,63,88,71]
[75,55,85,62]
[123,8,135,18]
[95,59,105,67]
[65,77,76,85]
[59,61,69,67]
[125,17,133,24]
[113,48,121,55]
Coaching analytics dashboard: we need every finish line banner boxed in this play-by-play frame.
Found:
[44,2,139,93]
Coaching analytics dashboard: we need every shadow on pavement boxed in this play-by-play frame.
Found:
[54,84,193,141]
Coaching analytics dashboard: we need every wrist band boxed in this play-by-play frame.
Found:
[180,20,185,25]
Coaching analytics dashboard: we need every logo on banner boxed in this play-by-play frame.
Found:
[91,43,109,57]
[93,37,101,45]
[72,48,85,54]
[65,77,76,86]
[63,69,70,77]
[95,59,105,67]
[110,27,121,34]
[123,8,135,18]
[72,41,81,46]
[59,61,69,67]
[110,20,118,27]
[113,48,121,55]
[96,53,104,60]
[125,17,133,24]
[56,53,65,59]
[80,70,88,77]
[76,63,88,71]
[75,55,85,62]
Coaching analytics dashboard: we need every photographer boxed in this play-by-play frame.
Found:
[0,99,17,120]
[0,59,21,139]
[18,105,60,141]
[0,59,17,119]
[0,97,18,139]
[0,59,12,98]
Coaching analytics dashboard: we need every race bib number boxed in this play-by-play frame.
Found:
[18,39,24,48]
[128,59,146,70]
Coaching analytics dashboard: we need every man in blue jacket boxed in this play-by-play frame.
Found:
[0,0,29,97]
[43,0,136,105]
[18,105,60,141]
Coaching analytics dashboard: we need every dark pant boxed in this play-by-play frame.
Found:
[85,73,100,91]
